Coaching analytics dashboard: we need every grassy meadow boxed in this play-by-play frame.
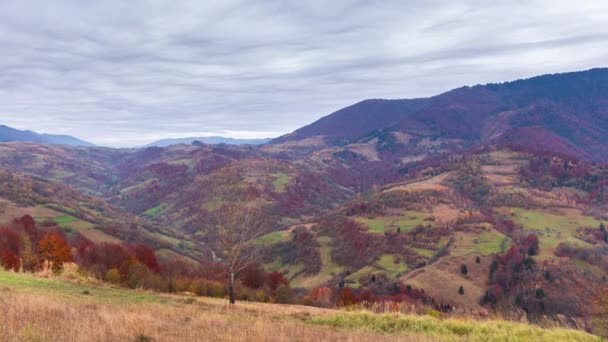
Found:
[0,270,604,342]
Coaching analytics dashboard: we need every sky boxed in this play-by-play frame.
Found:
[0,1,607,147]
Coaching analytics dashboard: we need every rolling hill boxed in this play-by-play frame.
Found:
[0,68,607,336]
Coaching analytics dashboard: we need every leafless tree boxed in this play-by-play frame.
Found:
[209,169,267,304]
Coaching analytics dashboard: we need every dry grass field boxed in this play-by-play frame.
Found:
[0,270,604,342]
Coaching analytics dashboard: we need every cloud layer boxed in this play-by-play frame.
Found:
[0,0,607,146]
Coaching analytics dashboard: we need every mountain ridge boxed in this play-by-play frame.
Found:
[144,136,271,147]
[0,124,94,147]
[273,67,608,162]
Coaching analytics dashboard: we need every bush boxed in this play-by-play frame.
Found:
[276,285,294,304]
[105,268,121,284]
[460,264,468,275]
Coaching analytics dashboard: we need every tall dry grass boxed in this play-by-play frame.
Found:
[0,290,428,342]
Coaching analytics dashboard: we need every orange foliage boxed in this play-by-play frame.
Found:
[38,232,73,272]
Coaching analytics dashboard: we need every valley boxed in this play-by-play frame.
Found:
[1,69,608,339]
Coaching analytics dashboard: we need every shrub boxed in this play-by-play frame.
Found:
[460,264,468,275]
[275,285,294,304]
[105,268,121,284]
[338,287,357,307]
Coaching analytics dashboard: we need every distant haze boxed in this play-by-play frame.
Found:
[144,136,271,147]
[0,1,607,146]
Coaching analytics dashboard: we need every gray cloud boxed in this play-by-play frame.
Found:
[0,0,607,146]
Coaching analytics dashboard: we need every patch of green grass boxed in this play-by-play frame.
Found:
[498,207,600,260]
[271,173,291,193]
[377,254,407,274]
[452,230,509,257]
[152,232,182,247]
[412,247,435,258]
[291,236,344,288]
[263,256,284,272]
[319,244,342,276]
[310,311,603,341]
[0,271,161,305]
[256,231,290,246]
[54,215,76,224]
[344,266,382,283]
[143,203,166,216]
[505,208,601,231]
[356,210,430,233]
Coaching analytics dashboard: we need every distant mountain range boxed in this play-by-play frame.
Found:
[0,125,94,147]
[144,136,271,147]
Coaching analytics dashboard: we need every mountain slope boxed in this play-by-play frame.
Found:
[274,68,608,161]
[0,124,94,146]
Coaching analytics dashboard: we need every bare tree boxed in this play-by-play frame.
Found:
[209,169,267,304]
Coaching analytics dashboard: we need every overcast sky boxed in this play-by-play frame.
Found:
[0,1,607,147]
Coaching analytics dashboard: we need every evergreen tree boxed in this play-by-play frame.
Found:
[460,264,468,275]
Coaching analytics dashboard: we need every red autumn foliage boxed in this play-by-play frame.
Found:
[0,227,22,256]
[309,286,334,306]
[267,271,289,292]
[0,250,20,271]
[338,287,357,306]
[38,232,73,271]
[241,264,268,289]
[131,244,160,273]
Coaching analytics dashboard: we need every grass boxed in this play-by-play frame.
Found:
[271,172,291,193]
[255,230,290,246]
[291,236,344,288]
[53,214,76,224]
[344,265,383,284]
[0,269,159,304]
[0,270,603,341]
[143,203,166,216]
[497,207,601,259]
[412,247,436,258]
[451,230,510,257]
[503,208,602,231]
[311,311,604,342]
[356,210,431,233]
[0,271,405,342]
[377,254,408,274]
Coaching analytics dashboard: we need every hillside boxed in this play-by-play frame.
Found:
[274,68,608,162]
[0,270,602,342]
[0,69,607,336]
[0,125,94,147]
[0,163,205,262]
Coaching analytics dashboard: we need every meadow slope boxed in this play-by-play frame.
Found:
[0,271,603,342]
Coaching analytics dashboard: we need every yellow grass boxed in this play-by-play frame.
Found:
[386,172,452,192]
